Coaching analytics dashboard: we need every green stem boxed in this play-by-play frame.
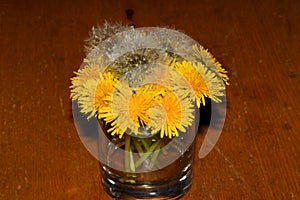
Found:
[135,140,161,168]
[150,142,161,168]
[155,160,162,169]
[125,135,131,172]
[132,138,144,155]
[129,149,135,172]
[140,138,150,151]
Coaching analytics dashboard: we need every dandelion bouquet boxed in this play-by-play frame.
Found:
[70,23,228,198]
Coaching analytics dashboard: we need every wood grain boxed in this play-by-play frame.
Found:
[0,0,299,199]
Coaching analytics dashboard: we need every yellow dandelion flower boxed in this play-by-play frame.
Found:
[171,60,225,108]
[192,44,229,85]
[99,81,153,138]
[149,91,194,138]
[94,71,118,112]
[70,61,102,119]
[101,82,195,139]
[136,84,167,101]
[128,90,153,126]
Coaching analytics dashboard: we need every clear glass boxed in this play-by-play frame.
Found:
[98,123,195,199]
[101,142,194,199]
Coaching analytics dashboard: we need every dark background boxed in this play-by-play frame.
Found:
[0,0,299,199]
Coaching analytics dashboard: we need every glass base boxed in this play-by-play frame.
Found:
[101,165,192,199]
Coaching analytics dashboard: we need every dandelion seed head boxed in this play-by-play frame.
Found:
[84,21,133,54]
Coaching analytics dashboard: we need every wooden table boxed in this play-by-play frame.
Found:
[1,0,299,199]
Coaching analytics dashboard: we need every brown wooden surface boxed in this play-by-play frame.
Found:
[1,0,299,199]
